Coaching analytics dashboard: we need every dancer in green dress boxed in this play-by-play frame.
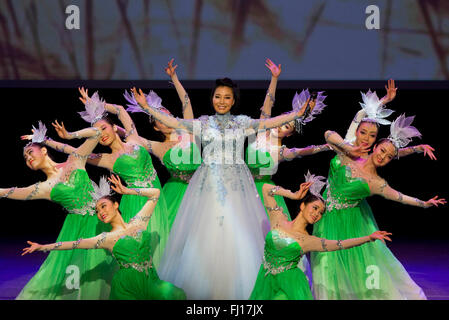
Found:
[250,172,392,300]
[1,122,116,299]
[311,115,446,300]
[49,89,170,267]
[246,59,329,221]
[22,175,186,300]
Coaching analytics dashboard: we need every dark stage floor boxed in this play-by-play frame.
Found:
[1,238,448,300]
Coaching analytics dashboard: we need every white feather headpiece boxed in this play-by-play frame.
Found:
[304,170,326,200]
[387,114,422,149]
[78,91,107,125]
[123,89,166,121]
[359,90,394,125]
[292,89,327,133]
[90,176,112,202]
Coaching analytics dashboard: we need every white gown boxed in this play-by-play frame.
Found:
[158,113,270,300]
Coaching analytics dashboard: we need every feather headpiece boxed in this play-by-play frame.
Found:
[78,91,107,125]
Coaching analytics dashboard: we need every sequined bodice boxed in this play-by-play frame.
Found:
[324,156,371,211]
[263,230,303,276]
[49,169,96,216]
[245,142,279,180]
[112,145,158,188]
[199,114,254,165]
[112,230,153,275]
[163,142,202,183]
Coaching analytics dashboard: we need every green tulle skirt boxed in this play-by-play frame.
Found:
[119,194,168,269]
[250,264,314,300]
[311,200,426,300]
[110,267,186,300]
[17,213,117,300]
[162,177,189,231]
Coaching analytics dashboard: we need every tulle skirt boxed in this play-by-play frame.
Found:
[16,213,117,300]
[311,199,426,300]
[158,163,270,300]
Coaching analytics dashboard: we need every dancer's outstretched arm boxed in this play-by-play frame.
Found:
[370,179,446,208]
[299,231,391,254]
[0,182,51,201]
[165,59,194,120]
[253,97,311,131]
[259,58,281,119]
[281,144,331,161]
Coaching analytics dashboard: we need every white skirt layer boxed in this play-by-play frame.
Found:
[158,163,270,300]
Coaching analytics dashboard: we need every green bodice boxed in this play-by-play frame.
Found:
[112,145,159,188]
[49,169,96,216]
[162,142,202,183]
[263,230,303,276]
[324,156,371,211]
[112,230,153,275]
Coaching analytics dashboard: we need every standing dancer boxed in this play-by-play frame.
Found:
[245,59,329,286]
[22,175,186,300]
[250,172,393,300]
[1,122,116,299]
[311,114,446,299]
[49,89,169,268]
[131,74,313,299]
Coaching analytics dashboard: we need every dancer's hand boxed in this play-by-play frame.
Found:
[420,145,437,160]
[383,79,397,104]
[265,58,281,78]
[293,182,313,200]
[22,241,44,256]
[131,87,147,107]
[52,120,71,140]
[369,231,392,242]
[424,196,446,208]
[78,87,90,105]
[108,174,131,195]
[20,129,35,141]
[347,144,371,158]
[165,58,178,78]
[296,97,311,117]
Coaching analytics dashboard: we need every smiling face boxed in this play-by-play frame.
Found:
[93,119,117,146]
[212,86,235,114]
[371,140,396,167]
[355,121,378,148]
[271,121,295,139]
[95,198,120,224]
[300,199,326,225]
[23,145,47,170]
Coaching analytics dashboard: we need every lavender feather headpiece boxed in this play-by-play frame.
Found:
[24,121,47,149]
[387,114,421,149]
[78,91,107,125]
[359,90,394,125]
[292,89,327,134]
[123,89,166,121]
